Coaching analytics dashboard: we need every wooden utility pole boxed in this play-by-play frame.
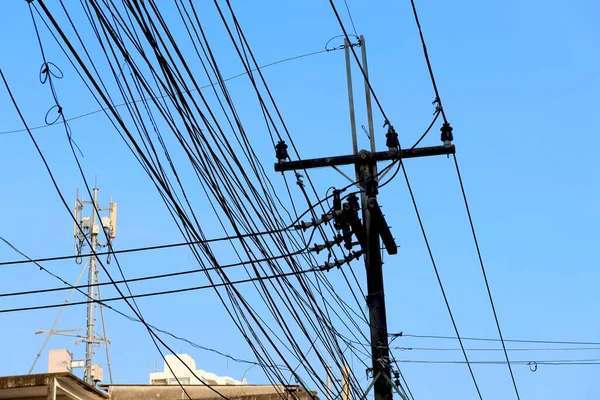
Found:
[274,36,455,400]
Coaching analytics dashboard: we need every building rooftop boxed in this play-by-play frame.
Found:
[0,372,108,400]
[99,383,317,400]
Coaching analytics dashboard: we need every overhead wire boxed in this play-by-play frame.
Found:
[0,234,289,371]
[214,2,370,394]
[0,261,351,314]
[0,48,334,136]
[399,332,600,346]
[1,66,228,400]
[29,1,372,396]
[2,21,230,396]
[0,237,317,298]
[28,6,219,400]
[407,0,521,397]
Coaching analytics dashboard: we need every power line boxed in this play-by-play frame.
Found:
[452,153,521,399]
[398,333,600,347]
[408,1,520,397]
[328,0,390,124]
[394,358,600,366]
[0,47,332,135]
[0,260,358,314]
[394,346,600,352]
[1,56,229,400]
[342,0,358,37]
[408,0,447,124]
[35,0,356,394]
[26,2,355,396]
[0,189,345,267]
[398,164,484,399]
[2,234,291,371]
[0,237,315,298]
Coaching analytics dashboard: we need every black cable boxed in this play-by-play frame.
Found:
[0,191,343,267]
[453,153,522,398]
[0,234,289,371]
[398,163,484,399]
[0,48,333,136]
[399,332,600,346]
[395,346,600,352]
[0,241,314,298]
[409,0,447,124]
[0,263,345,314]
[394,359,600,365]
[213,5,370,392]
[342,0,358,37]
[33,2,369,395]
[1,63,228,400]
[408,1,521,396]
[328,0,390,124]
[410,110,440,149]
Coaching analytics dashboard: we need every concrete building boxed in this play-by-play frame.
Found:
[0,373,108,400]
[112,354,317,400]
[101,383,317,400]
[149,354,246,386]
[0,354,318,400]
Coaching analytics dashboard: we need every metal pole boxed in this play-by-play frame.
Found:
[345,38,358,156]
[325,364,332,400]
[360,36,376,156]
[85,188,99,384]
[29,260,89,374]
[96,275,113,384]
[341,365,351,400]
[361,165,392,400]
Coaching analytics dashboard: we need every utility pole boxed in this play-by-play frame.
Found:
[274,36,454,400]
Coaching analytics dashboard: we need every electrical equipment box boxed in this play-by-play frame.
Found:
[109,202,117,238]
[90,364,103,382]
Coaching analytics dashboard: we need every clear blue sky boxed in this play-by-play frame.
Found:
[1,1,599,399]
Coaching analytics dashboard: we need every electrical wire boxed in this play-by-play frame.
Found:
[395,358,600,366]
[451,152,521,399]
[0,189,346,267]
[0,263,348,314]
[408,0,447,124]
[394,346,600,352]
[1,63,229,400]
[0,239,316,298]
[342,0,358,37]
[398,333,600,346]
[398,162,484,399]
[0,47,333,136]
[0,233,290,371]
[29,1,371,396]
[407,0,521,396]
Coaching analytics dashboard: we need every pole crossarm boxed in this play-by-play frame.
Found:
[274,145,455,172]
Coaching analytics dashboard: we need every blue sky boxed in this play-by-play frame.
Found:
[1,1,599,399]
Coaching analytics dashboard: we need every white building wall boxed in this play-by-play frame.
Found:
[149,354,246,385]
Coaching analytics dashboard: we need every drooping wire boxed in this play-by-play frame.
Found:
[0,234,289,371]
[453,153,522,399]
[398,161,484,399]
[408,0,447,124]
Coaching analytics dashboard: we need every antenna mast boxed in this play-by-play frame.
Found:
[30,187,117,386]
[74,187,117,385]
